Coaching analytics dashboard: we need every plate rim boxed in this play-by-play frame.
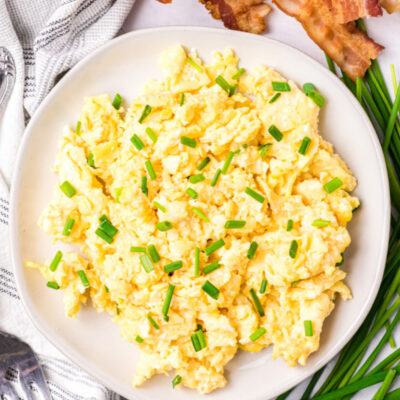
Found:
[9,25,391,400]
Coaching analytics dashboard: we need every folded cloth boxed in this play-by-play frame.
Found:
[0,0,135,398]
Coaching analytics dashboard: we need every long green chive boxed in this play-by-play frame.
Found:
[312,219,331,227]
[77,270,90,287]
[112,93,122,110]
[147,315,160,330]
[356,77,363,105]
[289,240,298,259]
[95,228,113,244]
[225,220,246,229]
[47,281,60,290]
[201,280,220,300]
[194,247,200,277]
[100,220,118,237]
[390,64,397,93]
[130,246,146,253]
[250,327,266,342]
[172,374,182,388]
[187,57,203,73]
[192,207,209,222]
[324,177,343,194]
[49,251,63,272]
[147,244,160,262]
[156,221,173,231]
[232,68,246,80]
[179,93,185,106]
[130,134,145,150]
[145,127,157,143]
[205,239,225,256]
[60,181,76,198]
[87,152,95,168]
[287,219,294,231]
[272,81,291,92]
[62,218,75,236]
[303,83,325,107]
[189,174,205,184]
[138,105,152,123]
[203,261,220,275]
[383,84,400,154]
[141,176,148,196]
[181,136,197,148]
[247,241,258,259]
[215,75,236,97]
[210,169,222,186]
[197,157,211,171]
[162,284,175,316]
[164,261,183,273]
[291,279,301,287]
[185,187,198,199]
[245,187,265,204]
[140,254,154,273]
[268,125,283,142]
[260,279,267,294]
[153,201,166,212]
[222,151,235,174]
[135,335,144,343]
[145,160,156,180]
[304,320,313,336]
[325,53,336,74]
[298,137,311,155]
[303,83,316,94]
[372,369,397,400]
[259,143,272,158]
[75,121,81,135]
[249,288,265,316]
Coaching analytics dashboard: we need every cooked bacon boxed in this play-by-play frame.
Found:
[198,0,271,34]
[325,0,382,23]
[380,0,400,13]
[273,0,383,80]
[157,0,172,3]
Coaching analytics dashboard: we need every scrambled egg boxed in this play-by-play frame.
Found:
[27,45,359,394]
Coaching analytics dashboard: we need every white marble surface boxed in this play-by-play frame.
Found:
[122,2,400,398]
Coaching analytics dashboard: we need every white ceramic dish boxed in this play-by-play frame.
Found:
[10,27,390,400]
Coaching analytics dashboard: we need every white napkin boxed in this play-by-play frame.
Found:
[0,0,135,398]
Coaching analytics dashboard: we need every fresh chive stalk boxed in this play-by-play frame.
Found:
[201,280,220,300]
[203,261,220,275]
[211,169,222,186]
[145,127,157,143]
[245,187,265,204]
[250,327,266,342]
[60,181,76,198]
[249,288,265,316]
[164,261,183,273]
[186,187,198,199]
[204,239,225,256]
[189,174,205,184]
[47,281,60,290]
[140,254,154,273]
[62,218,75,236]
[272,82,291,91]
[247,241,258,259]
[232,68,246,80]
[192,207,209,222]
[194,246,200,277]
[187,57,203,73]
[156,221,173,231]
[77,270,90,287]
[112,94,122,110]
[49,251,63,272]
[138,105,152,123]
[147,244,160,262]
[153,201,166,212]
[181,136,197,148]
[197,157,211,171]
[260,279,267,294]
[225,220,246,229]
[268,125,283,142]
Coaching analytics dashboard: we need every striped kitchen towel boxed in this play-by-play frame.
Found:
[0,0,135,398]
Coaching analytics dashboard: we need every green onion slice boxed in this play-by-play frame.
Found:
[141,176,148,196]
[147,244,161,262]
[187,57,203,73]
[324,177,343,194]
[49,251,63,272]
[268,125,283,142]
[203,261,221,275]
[179,93,185,106]
[62,218,75,236]
[162,284,175,316]
[312,219,331,227]
[60,181,76,198]
[260,279,268,294]
[130,246,146,253]
[100,220,118,237]
[135,335,144,343]
[156,221,173,231]
[112,93,122,110]
[269,93,281,104]
[272,81,291,91]
[250,288,265,316]
[138,104,152,123]
[232,68,246,80]
[77,270,90,287]
[75,121,81,135]
[304,320,313,336]
[192,207,209,222]
[291,279,301,287]
[303,83,316,94]
[140,254,154,273]
[189,174,205,184]
[215,75,236,97]
[194,247,200,277]
[164,260,183,273]
[298,137,311,155]
[210,169,222,187]
[247,241,258,260]
[130,134,145,150]
[145,127,157,143]
[87,152,95,168]
[172,374,182,388]
[245,187,265,204]
[259,143,272,158]
[286,219,294,232]
[181,136,197,148]
[225,220,246,229]
[153,201,166,212]
[147,315,160,330]
[306,89,325,107]
[47,281,60,290]
[250,327,266,342]
[289,240,298,259]
[185,187,198,199]
[222,151,236,174]
[197,157,211,171]
[201,280,220,300]
[204,239,225,256]
[95,228,113,244]
[145,160,157,180]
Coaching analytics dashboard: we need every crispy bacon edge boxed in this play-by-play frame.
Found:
[325,0,382,24]
[380,0,400,13]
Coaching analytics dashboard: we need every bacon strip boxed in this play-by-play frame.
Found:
[380,0,400,13]
[325,0,382,23]
[273,0,383,80]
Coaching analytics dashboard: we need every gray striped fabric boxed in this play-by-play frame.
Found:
[0,0,135,398]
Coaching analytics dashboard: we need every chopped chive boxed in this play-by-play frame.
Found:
[324,177,343,194]
[189,174,205,184]
[75,121,81,135]
[272,81,291,92]
[268,125,283,142]
[286,219,294,231]
[203,261,221,275]
[185,187,198,199]
[138,105,152,123]
[112,93,122,110]
[130,246,146,252]
[145,160,157,180]
[130,134,145,150]
[153,201,166,212]
[140,254,154,273]
[104,285,110,292]
[162,284,175,316]
[99,215,110,223]
[197,157,211,171]
[46,281,60,290]
[100,220,118,237]
[303,83,316,95]
[225,220,246,229]
[180,136,197,148]
[304,320,313,336]
[194,247,200,277]
[245,187,265,204]
[260,279,267,294]
[135,335,144,343]
[77,270,90,287]
[250,288,265,316]
[204,239,225,256]
[312,219,331,227]
[307,90,325,107]
[145,127,157,143]
[195,329,206,349]
[191,331,201,352]
[95,228,113,244]
[222,151,235,174]
[172,374,182,388]
[336,253,344,266]
[87,152,95,167]
[210,169,222,186]
[163,315,169,322]
[187,57,203,73]
[192,207,209,222]
[247,241,258,259]
[201,280,220,300]
[232,68,246,80]
[147,315,160,330]
[60,181,76,198]
[243,144,249,149]
[215,75,236,97]
[250,327,266,342]
[49,251,63,272]
[298,137,311,155]
[269,93,281,104]
[141,176,148,196]
[62,218,75,236]
[179,93,185,106]
[164,260,183,273]
[156,221,173,231]
[147,244,161,262]
[289,240,298,259]
[291,279,301,287]
[258,143,272,158]
[116,306,120,315]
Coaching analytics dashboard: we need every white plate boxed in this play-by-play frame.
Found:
[10,27,390,400]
